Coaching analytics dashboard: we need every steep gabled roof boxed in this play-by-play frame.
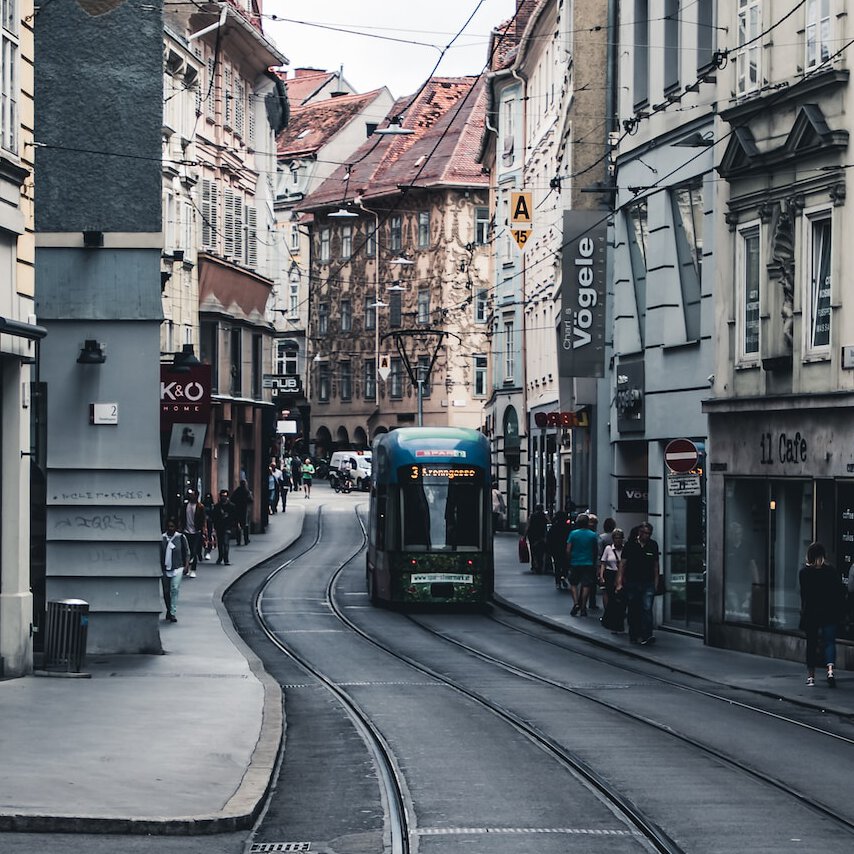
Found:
[299,76,487,209]
[285,70,339,105]
[277,89,388,159]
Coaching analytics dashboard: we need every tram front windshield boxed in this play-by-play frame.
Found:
[399,464,483,551]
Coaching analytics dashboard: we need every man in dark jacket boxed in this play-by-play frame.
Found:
[210,489,237,565]
[230,479,253,545]
[526,505,549,574]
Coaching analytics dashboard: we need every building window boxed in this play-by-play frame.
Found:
[389,291,402,328]
[738,224,761,361]
[390,215,402,252]
[418,211,430,248]
[723,478,812,630]
[289,272,300,318]
[501,98,515,167]
[390,356,403,398]
[664,0,679,92]
[737,0,762,96]
[320,227,330,263]
[475,207,490,245]
[805,213,832,354]
[318,364,330,402]
[341,224,352,259]
[366,225,376,256]
[340,362,352,401]
[364,358,376,400]
[633,0,649,107]
[223,188,244,260]
[626,200,649,346]
[275,340,298,375]
[341,298,352,332]
[244,204,257,268]
[805,0,831,69]
[416,355,431,398]
[251,333,262,398]
[672,183,704,342]
[230,328,242,396]
[1,0,17,155]
[475,289,488,323]
[290,224,300,251]
[205,56,216,118]
[223,65,232,127]
[504,320,515,380]
[697,0,715,70]
[200,322,219,392]
[234,77,245,138]
[365,296,376,331]
[473,354,488,397]
[416,289,430,324]
[318,302,329,336]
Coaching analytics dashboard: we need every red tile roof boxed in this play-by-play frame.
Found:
[277,90,387,159]
[299,77,487,209]
[285,71,337,105]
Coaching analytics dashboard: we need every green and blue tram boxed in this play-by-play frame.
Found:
[366,427,494,606]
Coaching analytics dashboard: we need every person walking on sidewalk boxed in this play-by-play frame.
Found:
[616,522,660,644]
[566,512,598,616]
[492,480,507,533]
[547,510,571,589]
[291,456,302,493]
[600,528,626,631]
[179,490,206,578]
[231,478,253,545]
[302,458,315,498]
[799,541,845,687]
[160,518,189,623]
[210,489,237,565]
[525,504,549,574]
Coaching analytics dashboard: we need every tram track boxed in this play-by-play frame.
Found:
[246,505,411,854]
[398,609,854,838]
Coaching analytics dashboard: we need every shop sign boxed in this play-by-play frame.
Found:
[534,409,589,429]
[558,210,606,378]
[617,478,649,512]
[667,472,702,497]
[160,364,211,426]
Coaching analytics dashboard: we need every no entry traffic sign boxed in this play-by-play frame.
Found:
[664,438,699,473]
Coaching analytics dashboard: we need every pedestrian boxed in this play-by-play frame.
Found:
[799,541,845,687]
[210,489,237,565]
[491,480,507,533]
[302,457,315,497]
[279,463,292,501]
[179,489,206,578]
[546,510,571,590]
[201,492,215,560]
[267,465,279,513]
[160,517,189,623]
[231,478,253,545]
[616,521,660,645]
[566,512,598,616]
[291,456,302,492]
[599,517,616,556]
[525,504,549,574]
[271,461,284,509]
[600,528,626,630]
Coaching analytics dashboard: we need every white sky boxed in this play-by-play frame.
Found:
[264,1,516,98]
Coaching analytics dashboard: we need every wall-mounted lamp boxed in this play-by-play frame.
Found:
[171,343,201,373]
[83,231,104,249]
[77,339,106,364]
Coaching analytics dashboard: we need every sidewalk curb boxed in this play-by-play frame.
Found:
[0,508,307,836]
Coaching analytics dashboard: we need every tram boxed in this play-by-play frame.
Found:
[366,427,494,607]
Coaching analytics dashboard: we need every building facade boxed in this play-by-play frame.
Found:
[274,82,393,456]
[705,0,854,665]
[298,78,492,453]
[0,0,39,677]
[162,2,288,525]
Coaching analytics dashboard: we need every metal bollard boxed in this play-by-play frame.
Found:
[43,599,89,672]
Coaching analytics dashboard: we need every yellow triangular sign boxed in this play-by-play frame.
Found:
[511,229,530,250]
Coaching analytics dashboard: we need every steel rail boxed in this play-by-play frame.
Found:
[250,505,411,854]
[405,611,854,837]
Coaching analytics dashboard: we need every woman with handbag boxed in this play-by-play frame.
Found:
[799,541,845,687]
[600,529,626,631]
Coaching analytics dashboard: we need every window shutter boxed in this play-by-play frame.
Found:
[235,79,245,137]
[223,189,235,257]
[206,57,215,117]
[246,204,258,268]
[223,66,232,126]
[232,192,244,261]
[201,179,218,250]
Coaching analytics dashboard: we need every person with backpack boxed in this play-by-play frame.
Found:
[160,517,189,623]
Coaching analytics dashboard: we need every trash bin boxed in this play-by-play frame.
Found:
[43,599,89,672]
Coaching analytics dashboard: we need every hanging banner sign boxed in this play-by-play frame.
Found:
[558,210,607,378]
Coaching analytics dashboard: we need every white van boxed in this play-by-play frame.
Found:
[329,450,372,491]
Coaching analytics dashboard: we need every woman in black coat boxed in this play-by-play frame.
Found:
[547,511,571,589]
[799,541,845,687]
